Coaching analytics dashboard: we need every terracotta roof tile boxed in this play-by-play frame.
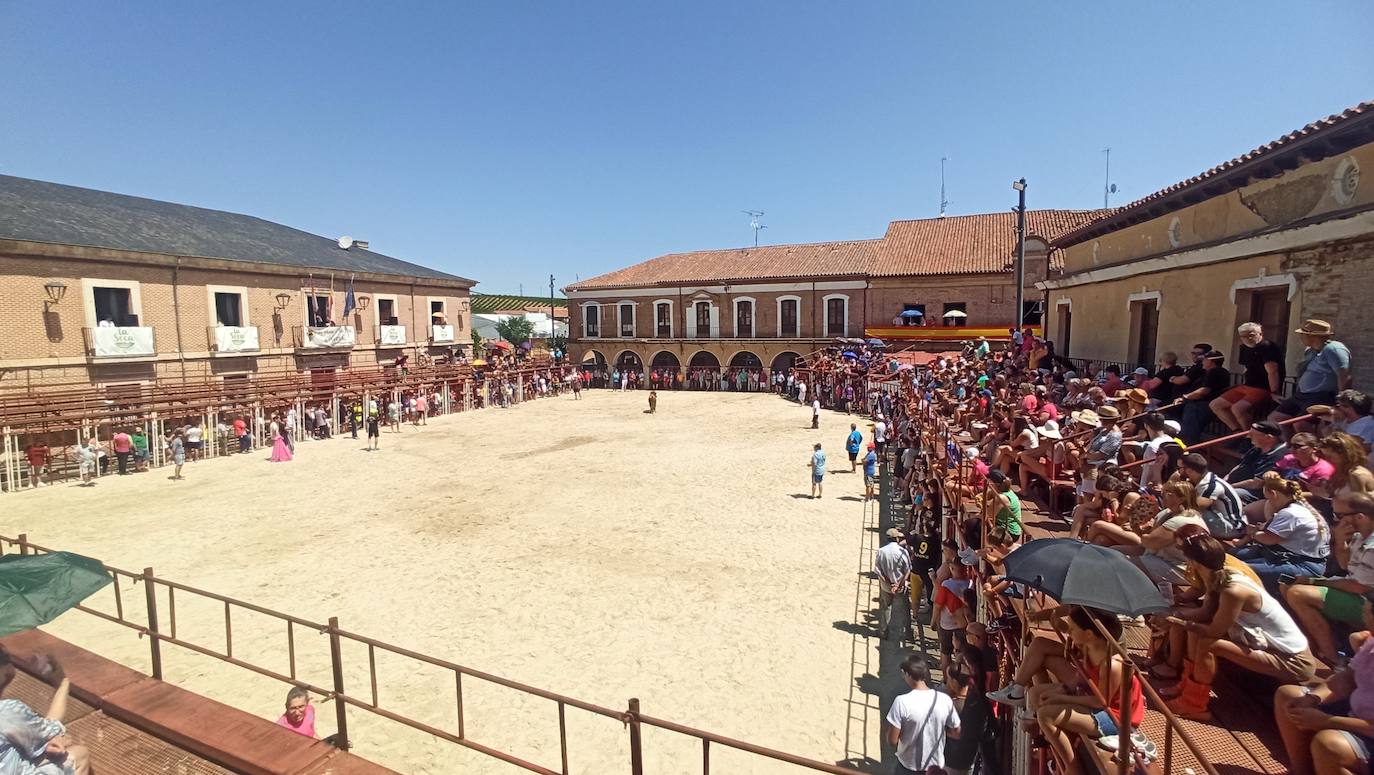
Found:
[871,210,1109,277]
[1053,100,1374,247]
[565,239,879,291]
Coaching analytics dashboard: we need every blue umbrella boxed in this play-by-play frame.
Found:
[899,310,924,319]
[841,351,858,359]
[866,338,885,347]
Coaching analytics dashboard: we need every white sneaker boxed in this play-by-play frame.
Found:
[986,683,1026,707]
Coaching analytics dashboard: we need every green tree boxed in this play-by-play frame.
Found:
[494,316,536,347]
[470,329,483,352]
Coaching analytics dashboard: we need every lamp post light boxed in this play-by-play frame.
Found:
[1012,178,1028,330]
[356,295,370,312]
[274,292,293,310]
[43,281,68,306]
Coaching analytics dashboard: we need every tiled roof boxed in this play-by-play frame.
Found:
[871,210,1109,277]
[0,175,474,285]
[1053,100,1374,247]
[564,239,879,291]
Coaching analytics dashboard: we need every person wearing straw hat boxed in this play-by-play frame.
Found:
[1078,405,1123,497]
[1272,319,1353,437]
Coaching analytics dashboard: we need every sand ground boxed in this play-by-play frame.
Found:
[3,390,888,774]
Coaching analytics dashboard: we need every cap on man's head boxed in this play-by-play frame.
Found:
[867,442,876,450]
[1163,419,1182,434]
[1251,420,1282,437]
[886,528,904,540]
[1133,367,1150,376]
[987,470,1008,484]
[1204,350,1226,362]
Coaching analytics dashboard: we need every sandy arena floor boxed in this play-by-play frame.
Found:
[3,390,887,774]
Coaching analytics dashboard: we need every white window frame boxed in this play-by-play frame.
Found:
[687,299,717,339]
[82,278,144,330]
[617,300,636,338]
[206,284,250,327]
[733,296,756,338]
[1228,272,1298,303]
[302,288,335,326]
[776,295,801,338]
[652,299,674,338]
[1055,297,1072,310]
[372,293,401,329]
[822,293,850,338]
[1126,290,1162,311]
[427,296,448,319]
[580,302,601,338]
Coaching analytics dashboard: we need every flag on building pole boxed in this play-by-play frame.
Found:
[328,273,335,323]
[341,275,357,319]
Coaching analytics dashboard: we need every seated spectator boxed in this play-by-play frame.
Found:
[1284,492,1374,666]
[1272,319,1352,437]
[1312,432,1374,500]
[992,417,1038,475]
[1165,531,1317,721]
[1145,351,1187,409]
[1234,476,1332,596]
[1179,350,1231,444]
[1090,483,1203,596]
[1226,420,1291,502]
[1273,589,1374,775]
[0,649,90,775]
[1178,453,1248,540]
[276,687,316,738]
[1334,389,1374,465]
[1211,322,1285,433]
[1136,413,1182,488]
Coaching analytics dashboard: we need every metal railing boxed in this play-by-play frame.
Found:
[0,534,867,775]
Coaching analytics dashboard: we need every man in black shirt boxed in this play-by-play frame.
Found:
[1225,420,1289,503]
[1146,351,1187,406]
[1210,322,1286,432]
[1180,350,1230,444]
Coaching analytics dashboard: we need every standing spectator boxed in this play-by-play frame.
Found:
[415,393,428,425]
[275,687,316,738]
[845,423,864,472]
[874,415,888,457]
[387,399,401,433]
[130,426,150,472]
[885,656,960,773]
[1273,319,1353,435]
[808,443,826,499]
[24,440,49,488]
[111,428,133,475]
[811,397,821,429]
[1211,322,1285,433]
[874,528,912,641]
[1179,350,1230,444]
[185,421,203,461]
[77,438,99,485]
[366,410,381,451]
[233,415,250,454]
[862,443,878,502]
[168,429,185,480]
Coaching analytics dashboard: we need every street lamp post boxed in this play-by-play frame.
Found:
[1012,178,1028,331]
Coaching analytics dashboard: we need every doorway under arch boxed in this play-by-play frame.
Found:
[729,351,763,369]
[771,351,803,371]
[581,350,607,368]
[689,351,721,369]
[651,351,681,371]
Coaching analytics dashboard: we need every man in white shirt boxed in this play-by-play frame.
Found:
[885,656,960,773]
[874,416,888,457]
[874,528,911,641]
[797,380,807,405]
[811,398,821,429]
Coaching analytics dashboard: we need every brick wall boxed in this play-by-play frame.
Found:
[1282,236,1374,389]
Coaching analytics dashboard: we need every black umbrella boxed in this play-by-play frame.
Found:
[1002,538,1167,616]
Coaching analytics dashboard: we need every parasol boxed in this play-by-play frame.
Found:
[1002,538,1168,616]
[0,552,113,638]
[899,310,925,318]
[866,338,885,348]
[942,310,968,319]
[470,359,488,366]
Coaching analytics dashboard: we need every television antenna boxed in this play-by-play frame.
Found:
[1102,148,1118,207]
[742,210,767,247]
[939,156,950,217]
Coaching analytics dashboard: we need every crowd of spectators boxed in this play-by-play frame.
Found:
[866,317,1374,774]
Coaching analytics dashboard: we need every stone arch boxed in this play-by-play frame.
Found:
[614,349,645,372]
[728,350,764,369]
[688,351,721,369]
[650,351,681,371]
[581,349,607,368]
[771,351,803,371]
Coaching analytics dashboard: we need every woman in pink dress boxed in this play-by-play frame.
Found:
[270,430,293,463]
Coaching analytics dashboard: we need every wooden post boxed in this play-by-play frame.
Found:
[627,698,644,775]
[1118,661,1132,774]
[143,567,163,679]
[327,616,350,749]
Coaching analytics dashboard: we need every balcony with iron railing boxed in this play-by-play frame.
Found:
[83,326,156,359]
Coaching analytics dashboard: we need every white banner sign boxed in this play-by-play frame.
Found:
[378,325,407,346]
[431,324,455,343]
[213,326,260,353]
[90,326,155,358]
[303,326,357,349]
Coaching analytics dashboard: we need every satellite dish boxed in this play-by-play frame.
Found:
[1109,184,1118,194]
[337,236,354,250]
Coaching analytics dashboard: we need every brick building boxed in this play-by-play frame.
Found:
[0,175,475,391]
[1039,100,1374,387]
[564,209,1104,375]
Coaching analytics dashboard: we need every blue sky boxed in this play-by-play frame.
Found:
[3,2,1371,294]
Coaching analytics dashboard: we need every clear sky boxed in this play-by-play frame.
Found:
[3,2,1371,294]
